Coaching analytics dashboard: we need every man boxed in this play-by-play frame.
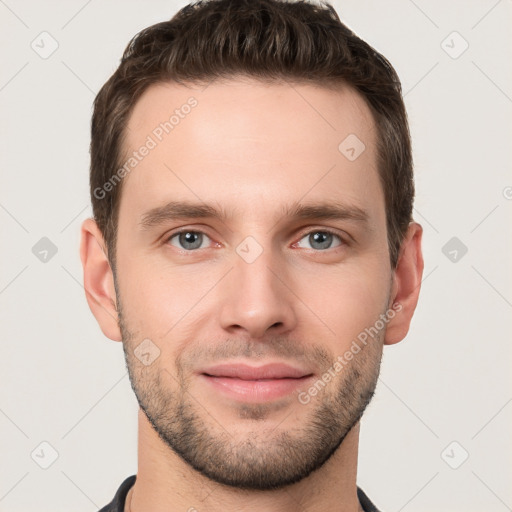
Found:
[80,0,424,510]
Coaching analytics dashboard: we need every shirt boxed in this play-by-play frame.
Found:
[98,474,382,512]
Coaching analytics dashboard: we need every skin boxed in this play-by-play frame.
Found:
[80,78,424,512]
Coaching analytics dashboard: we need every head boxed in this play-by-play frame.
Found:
[81,0,423,491]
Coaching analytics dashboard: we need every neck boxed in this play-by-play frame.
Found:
[128,409,364,512]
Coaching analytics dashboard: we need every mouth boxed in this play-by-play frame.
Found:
[198,363,314,402]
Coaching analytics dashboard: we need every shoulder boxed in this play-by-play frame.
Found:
[97,475,136,512]
[357,486,382,512]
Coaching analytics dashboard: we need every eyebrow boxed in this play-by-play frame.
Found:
[139,200,370,230]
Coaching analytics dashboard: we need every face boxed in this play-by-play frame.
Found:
[113,78,393,490]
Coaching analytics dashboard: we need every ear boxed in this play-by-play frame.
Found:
[384,222,424,345]
[79,218,122,341]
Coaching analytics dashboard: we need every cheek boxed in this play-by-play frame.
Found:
[116,233,391,347]
[294,258,390,344]
[116,255,216,339]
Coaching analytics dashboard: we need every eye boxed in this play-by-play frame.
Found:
[293,230,344,251]
[167,230,212,251]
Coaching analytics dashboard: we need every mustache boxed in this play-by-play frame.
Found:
[177,337,333,372]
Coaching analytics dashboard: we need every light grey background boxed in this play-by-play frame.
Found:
[1,1,511,511]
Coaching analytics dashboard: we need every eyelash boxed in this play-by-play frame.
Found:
[164,228,347,252]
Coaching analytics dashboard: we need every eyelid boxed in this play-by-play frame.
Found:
[163,225,349,251]
[292,227,347,248]
[165,228,217,249]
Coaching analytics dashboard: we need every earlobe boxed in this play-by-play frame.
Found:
[384,222,424,345]
[79,218,122,342]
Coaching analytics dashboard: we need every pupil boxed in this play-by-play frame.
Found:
[181,232,201,249]
[311,232,331,249]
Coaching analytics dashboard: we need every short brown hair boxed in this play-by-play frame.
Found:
[90,0,414,271]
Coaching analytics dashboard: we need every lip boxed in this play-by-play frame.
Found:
[198,363,314,402]
[199,362,312,380]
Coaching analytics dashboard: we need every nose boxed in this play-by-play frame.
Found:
[218,247,298,339]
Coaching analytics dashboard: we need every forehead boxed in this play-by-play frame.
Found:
[119,78,382,226]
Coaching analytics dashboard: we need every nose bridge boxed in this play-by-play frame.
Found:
[218,237,297,338]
